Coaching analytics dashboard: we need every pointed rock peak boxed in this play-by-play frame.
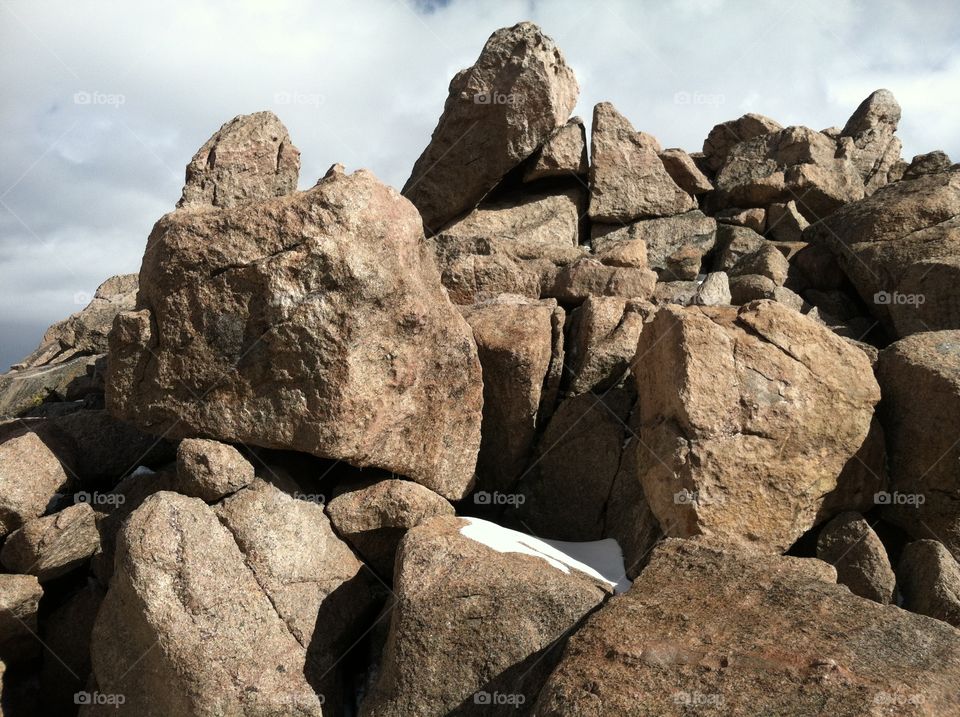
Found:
[842,89,901,137]
[402,22,578,232]
[178,110,300,210]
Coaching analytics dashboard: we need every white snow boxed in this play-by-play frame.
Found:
[459,517,632,594]
[129,465,155,478]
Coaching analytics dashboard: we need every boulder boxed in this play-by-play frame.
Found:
[0,355,98,418]
[87,491,325,716]
[0,574,42,663]
[545,257,657,304]
[1,503,99,582]
[0,430,71,537]
[524,116,588,181]
[714,223,766,271]
[566,297,654,395]
[517,388,634,541]
[652,280,699,306]
[876,331,960,552]
[360,515,611,717]
[215,480,381,711]
[403,22,578,231]
[591,210,716,280]
[631,301,881,550]
[729,273,776,304]
[430,189,585,304]
[175,438,255,502]
[692,271,731,306]
[326,477,454,579]
[804,169,960,336]
[588,102,695,222]
[701,112,782,172]
[898,540,960,628]
[816,511,895,603]
[108,168,483,501]
[714,125,864,219]
[461,295,562,494]
[658,148,713,195]
[177,111,300,209]
[840,89,902,194]
[731,243,790,286]
[765,200,809,243]
[903,150,953,179]
[716,206,766,233]
[534,539,960,717]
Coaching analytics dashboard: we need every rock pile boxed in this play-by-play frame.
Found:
[1,20,959,717]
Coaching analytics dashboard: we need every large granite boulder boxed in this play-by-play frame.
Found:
[85,492,325,716]
[631,301,881,550]
[177,111,300,209]
[108,167,483,500]
[403,22,578,231]
[588,102,696,222]
[0,503,99,582]
[876,331,960,552]
[816,511,896,603]
[534,539,960,716]
[898,539,960,628]
[361,516,613,717]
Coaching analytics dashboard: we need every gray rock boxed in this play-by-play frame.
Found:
[840,89,902,194]
[692,271,732,306]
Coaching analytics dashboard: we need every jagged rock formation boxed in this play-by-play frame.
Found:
[3,19,960,717]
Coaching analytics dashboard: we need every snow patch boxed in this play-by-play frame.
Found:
[459,517,631,594]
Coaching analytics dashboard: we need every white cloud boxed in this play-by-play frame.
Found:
[1,0,957,367]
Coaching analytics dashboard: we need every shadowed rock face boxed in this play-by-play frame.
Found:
[107,168,483,500]
[534,539,960,717]
[403,22,579,232]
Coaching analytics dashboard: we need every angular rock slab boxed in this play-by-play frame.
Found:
[361,515,610,717]
[840,89,902,194]
[702,112,782,173]
[108,168,483,500]
[588,102,695,222]
[461,295,562,494]
[403,22,578,231]
[534,539,960,717]
[178,111,300,209]
[524,116,588,182]
[86,491,324,716]
[631,301,881,551]
[1,503,99,582]
[876,331,960,552]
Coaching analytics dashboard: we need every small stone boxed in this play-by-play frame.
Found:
[524,116,588,181]
[176,438,255,503]
[816,511,895,603]
[897,540,960,628]
[659,147,713,195]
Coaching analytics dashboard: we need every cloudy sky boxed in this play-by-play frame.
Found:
[1,0,958,369]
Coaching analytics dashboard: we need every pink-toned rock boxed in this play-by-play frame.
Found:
[524,116,588,181]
